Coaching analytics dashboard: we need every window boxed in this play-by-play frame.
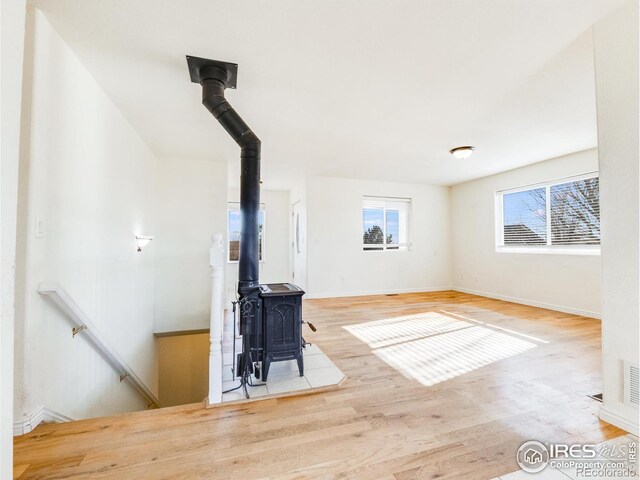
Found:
[497,174,600,253]
[227,202,265,262]
[362,196,410,251]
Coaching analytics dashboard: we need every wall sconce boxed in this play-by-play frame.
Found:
[135,235,154,252]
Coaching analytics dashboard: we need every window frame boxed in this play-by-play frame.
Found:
[227,202,266,263]
[495,172,600,256]
[362,196,412,252]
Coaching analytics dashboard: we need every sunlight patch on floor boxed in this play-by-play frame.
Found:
[342,311,471,349]
[344,311,539,387]
[440,309,550,344]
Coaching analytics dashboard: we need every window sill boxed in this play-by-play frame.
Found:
[495,246,601,256]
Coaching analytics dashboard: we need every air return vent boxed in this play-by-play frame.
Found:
[624,361,639,406]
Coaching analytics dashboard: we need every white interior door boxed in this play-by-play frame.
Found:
[291,201,307,290]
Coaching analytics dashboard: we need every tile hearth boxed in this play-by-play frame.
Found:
[221,343,345,403]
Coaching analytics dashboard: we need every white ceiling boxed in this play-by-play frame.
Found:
[32,0,625,190]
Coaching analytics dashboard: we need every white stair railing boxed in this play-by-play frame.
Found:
[208,233,225,405]
[38,282,159,408]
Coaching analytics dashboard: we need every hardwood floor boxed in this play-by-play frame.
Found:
[14,291,624,479]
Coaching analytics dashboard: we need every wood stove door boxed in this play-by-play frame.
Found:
[264,297,301,352]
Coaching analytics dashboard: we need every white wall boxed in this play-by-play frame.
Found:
[14,9,157,423]
[153,157,227,333]
[305,176,451,297]
[450,149,601,317]
[1,0,27,473]
[226,188,290,301]
[593,1,639,435]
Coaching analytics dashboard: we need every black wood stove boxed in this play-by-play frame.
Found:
[187,56,309,396]
[259,283,305,380]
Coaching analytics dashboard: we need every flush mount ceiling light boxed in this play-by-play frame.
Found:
[135,235,154,252]
[450,146,475,160]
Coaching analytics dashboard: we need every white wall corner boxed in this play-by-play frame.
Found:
[13,406,73,436]
[1,0,27,475]
[593,0,640,440]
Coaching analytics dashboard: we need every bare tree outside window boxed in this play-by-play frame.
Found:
[501,176,600,248]
[550,177,600,245]
[503,187,547,245]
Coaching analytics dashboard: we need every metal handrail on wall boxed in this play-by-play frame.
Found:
[38,282,160,408]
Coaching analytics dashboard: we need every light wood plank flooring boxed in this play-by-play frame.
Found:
[14,291,624,479]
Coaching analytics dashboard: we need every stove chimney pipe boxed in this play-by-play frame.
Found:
[186,56,261,297]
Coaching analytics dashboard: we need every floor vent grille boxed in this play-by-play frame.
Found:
[588,393,603,402]
[624,361,639,406]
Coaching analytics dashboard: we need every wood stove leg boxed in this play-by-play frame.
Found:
[262,356,271,381]
[296,354,304,377]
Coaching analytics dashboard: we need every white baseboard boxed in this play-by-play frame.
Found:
[13,406,73,436]
[599,406,640,436]
[304,286,453,300]
[304,287,601,320]
[452,286,601,319]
